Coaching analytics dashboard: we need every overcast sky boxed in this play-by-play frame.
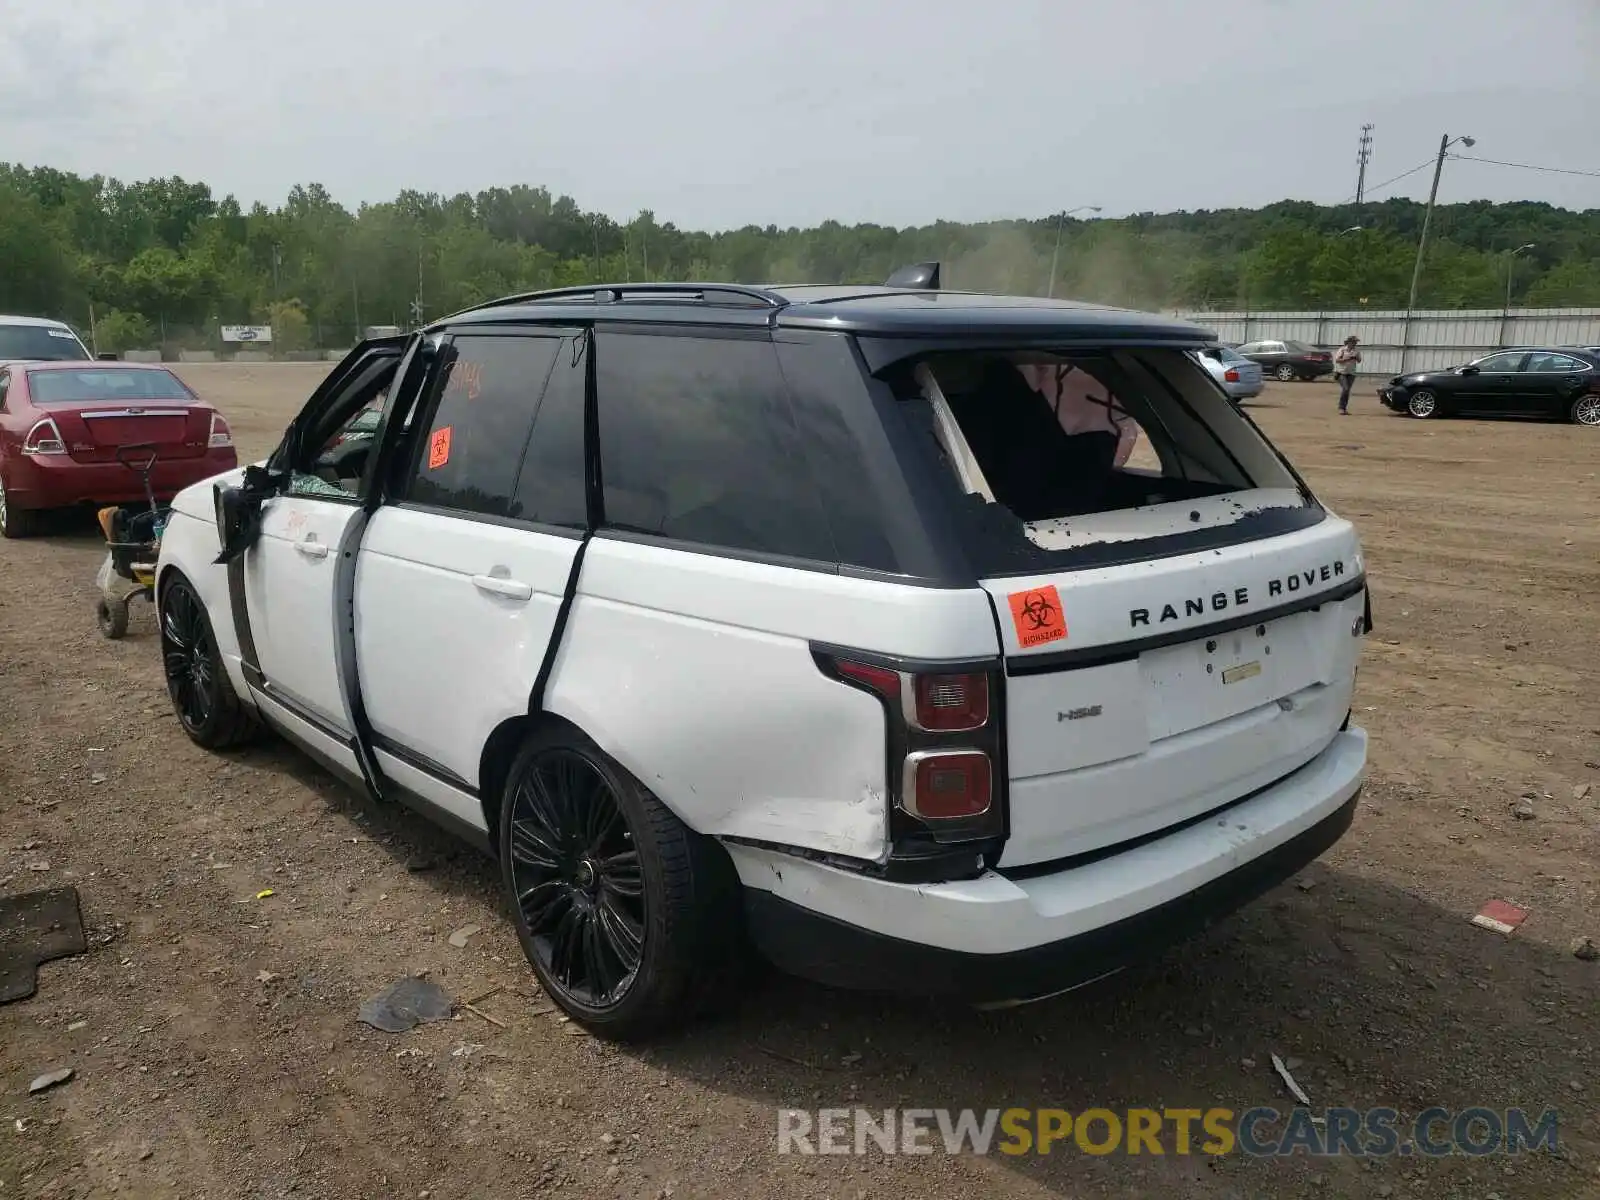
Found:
[4,0,1597,229]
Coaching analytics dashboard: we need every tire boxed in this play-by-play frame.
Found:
[498,724,743,1040]
[159,574,260,749]
[97,597,129,640]
[1274,364,1297,382]
[1570,393,1600,427]
[1407,390,1440,419]
[0,477,42,539]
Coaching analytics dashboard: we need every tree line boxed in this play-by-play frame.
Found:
[2,162,1597,352]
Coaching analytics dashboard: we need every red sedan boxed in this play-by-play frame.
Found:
[0,361,238,538]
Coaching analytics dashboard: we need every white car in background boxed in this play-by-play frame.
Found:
[0,315,93,364]
[1195,345,1264,402]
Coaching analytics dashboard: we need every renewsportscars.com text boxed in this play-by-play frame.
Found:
[776,1107,1559,1158]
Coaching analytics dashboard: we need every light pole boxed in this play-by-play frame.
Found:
[1047,205,1102,298]
[1406,134,1475,313]
[1505,243,1535,311]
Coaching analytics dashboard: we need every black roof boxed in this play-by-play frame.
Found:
[436,282,1214,344]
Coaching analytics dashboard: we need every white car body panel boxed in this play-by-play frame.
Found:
[546,535,999,861]
[726,727,1366,956]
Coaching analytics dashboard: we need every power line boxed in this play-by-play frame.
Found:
[1354,157,1437,201]
[1447,153,1600,179]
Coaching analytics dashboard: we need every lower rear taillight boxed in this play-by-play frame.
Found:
[904,751,992,819]
[1224,369,1240,382]
[815,649,1006,875]
[208,412,233,448]
[21,418,67,455]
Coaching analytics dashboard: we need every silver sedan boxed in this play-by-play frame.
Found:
[1195,345,1264,402]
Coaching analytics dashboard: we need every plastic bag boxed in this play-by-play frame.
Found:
[95,552,117,596]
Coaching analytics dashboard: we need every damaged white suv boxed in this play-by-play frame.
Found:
[155,267,1370,1037]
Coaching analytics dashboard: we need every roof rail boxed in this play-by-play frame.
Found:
[463,282,789,315]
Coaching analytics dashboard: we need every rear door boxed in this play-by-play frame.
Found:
[354,327,587,801]
[1522,351,1592,415]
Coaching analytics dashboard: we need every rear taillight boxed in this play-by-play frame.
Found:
[1224,369,1240,382]
[904,751,992,819]
[208,412,233,448]
[910,673,989,732]
[21,418,67,455]
[816,650,1006,877]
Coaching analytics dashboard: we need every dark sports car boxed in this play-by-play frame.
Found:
[1234,339,1335,382]
[1379,347,1600,425]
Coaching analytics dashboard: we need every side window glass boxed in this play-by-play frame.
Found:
[1477,353,1524,373]
[289,394,386,499]
[596,332,836,562]
[406,334,562,518]
[510,338,588,528]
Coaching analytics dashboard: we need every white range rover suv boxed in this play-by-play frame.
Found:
[155,269,1371,1037]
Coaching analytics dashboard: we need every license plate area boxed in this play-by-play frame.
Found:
[1141,616,1315,740]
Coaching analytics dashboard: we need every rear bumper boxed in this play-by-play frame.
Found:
[732,726,1366,1004]
[1224,378,1264,399]
[2,450,237,510]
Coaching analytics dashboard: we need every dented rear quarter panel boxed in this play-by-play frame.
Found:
[545,535,1000,862]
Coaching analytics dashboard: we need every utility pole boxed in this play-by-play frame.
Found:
[1407,133,1475,313]
[271,243,282,302]
[1354,124,1374,204]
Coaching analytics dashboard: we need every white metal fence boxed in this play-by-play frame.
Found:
[1167,308,1600,377]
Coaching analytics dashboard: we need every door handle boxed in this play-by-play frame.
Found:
[295,535,329,560]
[471,573,533,601]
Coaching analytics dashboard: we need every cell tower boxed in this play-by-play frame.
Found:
[1354,124,1375,204]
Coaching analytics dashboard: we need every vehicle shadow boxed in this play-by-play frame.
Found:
[642,861,1594,1196]
[228,746,1595,1195]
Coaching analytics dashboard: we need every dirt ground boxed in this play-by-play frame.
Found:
[2,365,1597,1200]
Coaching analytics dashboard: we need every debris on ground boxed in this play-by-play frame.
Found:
[28,1068,75,1095]
[357,977,453,1033]
[1510,798,1536,821]
[1270,1053,1312,1107]
[0,887,89,1004]
[256,970,280,984]
[447,924,481,948]
[255,889,275,900]
[1575,783,1592,802]
[1471,899,1529,935]
[1573,936,1599,962]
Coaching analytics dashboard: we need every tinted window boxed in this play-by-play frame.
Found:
[596,332,835,562]
[1526,352,1585,373]
[27,367,191,405]
[406,334,561,517]
[510,336,588,528]
[0,323,88,362]
[1474,352,1525,373]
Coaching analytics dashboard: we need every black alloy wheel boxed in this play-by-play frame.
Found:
[506,746,646,1009]
[159,576,259,748]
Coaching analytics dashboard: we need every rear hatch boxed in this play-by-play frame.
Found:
[54,404,209,462]
[983,515,1365,868]
[891,342,1367,870]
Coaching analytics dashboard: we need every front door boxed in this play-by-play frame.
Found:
[1455,351,1527,411]
[233,338,409,773]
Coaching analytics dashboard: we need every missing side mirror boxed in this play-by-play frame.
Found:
[214,483,245,548]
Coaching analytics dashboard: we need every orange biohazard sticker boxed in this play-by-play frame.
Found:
[1007,585,1067,648]
[427,425,453,470]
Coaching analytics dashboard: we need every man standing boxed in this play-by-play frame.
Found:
[1333,336,1362,414]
